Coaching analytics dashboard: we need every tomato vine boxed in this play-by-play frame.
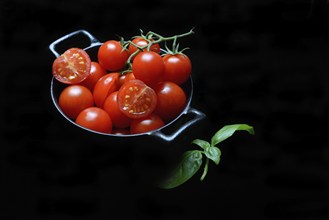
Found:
[122,28,194,73]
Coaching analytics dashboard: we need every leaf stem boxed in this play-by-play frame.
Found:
[200,158,209,181]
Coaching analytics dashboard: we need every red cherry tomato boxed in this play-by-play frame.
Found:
[75,107,112,133]
[103,91,131,129]
[132,51,164,87]
[119,72,135,87]
[97,40,129,71]
[155,81,187,121]
[128,37,160,60]
[93,73,120,108]
[163,53,192,85]
[58,85,94,119]
[130,114,165,134]
[79,61,107,91]
[117,79,157,119]
[52,48,91,84]
[112,128,130,135]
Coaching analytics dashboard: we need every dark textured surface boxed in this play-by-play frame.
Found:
[1,0,329,219]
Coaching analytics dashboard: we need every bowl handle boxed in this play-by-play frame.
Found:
[49,29,102,57]
[151,107,206,142]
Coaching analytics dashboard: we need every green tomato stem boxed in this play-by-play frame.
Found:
[124,29,194,71]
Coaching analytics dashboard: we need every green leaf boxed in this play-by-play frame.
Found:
[211,124,255,146]
[205,146,221,165]
[159,150,203,189]
[192,139,210,150]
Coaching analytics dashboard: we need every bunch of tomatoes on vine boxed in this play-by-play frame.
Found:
[52,29,194,135]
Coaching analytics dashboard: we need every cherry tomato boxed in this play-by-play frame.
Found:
[112,128,130,135]
[119,72,135,87]
[163,53,192,85]
[103,91,131,128]
[130,114,164,134]
[154,81,187,121]
[52,48,91,84]
[128,37,160,61]
[97,40,129,71]
[58,85,94,119]
[132,51,164,87]
[79,61,107,91]
[93,73,120,108]
[75,107,112,133]
[117,79,157,119]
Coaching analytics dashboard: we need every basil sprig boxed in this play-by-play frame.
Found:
[160,124,255,189]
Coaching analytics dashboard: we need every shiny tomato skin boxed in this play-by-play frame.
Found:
[130,114,165,134]
[52,48,91,84]
[163,53,192,85]
[58,85,94,119]
[132,51,164,87]
[75,107,112,133]
[117,79,157,119]
[154,81,187,121]
[79,61,107,91]
[93,73,120,108]
[97,40,129,71]
[128,37,160,60]
[119,72,135,87]
[103,91,131,129]
[112,128,130,135]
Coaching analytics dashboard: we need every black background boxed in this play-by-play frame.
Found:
[1,0,329,219]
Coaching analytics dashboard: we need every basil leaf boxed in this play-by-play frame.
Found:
[192,139,210,150]
[160,150,203,189]
[211,124,255,146]
[205,146,221,165]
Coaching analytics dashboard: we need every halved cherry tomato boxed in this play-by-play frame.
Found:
[117,79,157,119]
[163,53,192,85]
[128,37,160,61]
[154,81,187,121]
[132,51,164,87]
[58,85,94,119]
[52,48,91,84]
[93,73,120,108]
[79,61,107,91]
[75,107,112,133]
[97,40,129,71]
[103,91,131,128]
[130,114,164,134]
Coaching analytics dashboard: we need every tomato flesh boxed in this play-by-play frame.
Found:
[117,79,157,119]
[52,48,91,84]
